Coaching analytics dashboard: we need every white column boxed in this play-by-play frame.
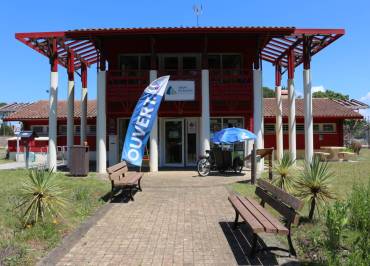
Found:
[304,69,313,162]
[288,79,296,161]
[67,79,74,167]
[96,70,107,173]
[48,72,58,172]
[200,69,210,155]
[275,85,283,160]
[149,70,159,172]
[80,86,87,144]
[253,68,264,173]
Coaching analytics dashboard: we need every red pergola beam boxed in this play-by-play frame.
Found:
[15,27,344,72]
[293,29,345,35]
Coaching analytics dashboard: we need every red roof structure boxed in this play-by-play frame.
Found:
[5,98,361,121]
[4,100,97,121]
[264,98,363,119]
[15,26,344,73]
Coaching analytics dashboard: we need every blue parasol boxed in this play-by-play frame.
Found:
[210,127,256,144]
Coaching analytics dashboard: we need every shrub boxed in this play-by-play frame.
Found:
[348,181,370,231]
[295,156,335,220]
[325,201,348,252]
[346,181,370,265]
[350,140,362,155]
[17,168,68,226]
[272,152,295,192]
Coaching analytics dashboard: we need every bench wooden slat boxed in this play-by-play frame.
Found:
[255,187,298,224]
[125,173,143,184]
[237,196,277,233]
[257,179,303,210]
[228,195,265,233]
[109,168,127,181]
[245,197,289,235]
[107,161,128,174]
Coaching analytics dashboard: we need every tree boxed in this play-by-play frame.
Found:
[313,89,349,100]
[263,87,275,98]
[295,157,335,220]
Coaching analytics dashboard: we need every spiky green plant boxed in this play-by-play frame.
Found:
[272,152,296,191]
[17,167,67,226]
[295,156,335,220]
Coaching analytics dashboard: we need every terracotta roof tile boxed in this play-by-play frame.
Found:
[5,98,362,121]
[264,98,363,119]
[5,100,96,120]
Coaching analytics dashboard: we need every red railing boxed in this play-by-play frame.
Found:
[209,69,252,101]
[107,69,252,115]
[107,69,150,101]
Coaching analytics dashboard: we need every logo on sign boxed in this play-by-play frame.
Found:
[166,86,177,95]
[165,81,195,101]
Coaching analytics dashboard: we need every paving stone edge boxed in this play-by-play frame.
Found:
[37,203,113,266]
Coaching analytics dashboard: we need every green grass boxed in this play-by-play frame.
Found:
[229,149,370,264]
[0,169,110,265]
[0,148,9,164]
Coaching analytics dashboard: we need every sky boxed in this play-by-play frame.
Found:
[0,0,369,116]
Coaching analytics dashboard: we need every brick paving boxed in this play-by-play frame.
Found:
[55,171,297,266]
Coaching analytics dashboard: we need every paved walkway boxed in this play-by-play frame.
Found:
[0,160,64,170]
[51,171,297,266]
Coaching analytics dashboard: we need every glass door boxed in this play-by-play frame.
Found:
[185,119,198,166]
[164,119,184,166]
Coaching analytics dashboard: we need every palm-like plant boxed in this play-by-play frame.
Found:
[272,152,296,192]
[295,156,335,220]
[17,167,67,226]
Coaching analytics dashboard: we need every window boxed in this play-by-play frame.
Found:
[210,117,244,135]
[119,54,151,73]
[264,124,275,133]
[31,125,48,136]
[222,55,241,69]
[140,56,150,70]
[314,124,320,132]
[74,125,80,135]
[222,118,243,129]
[120,55,139,70]
[322,123,336,133]
[88,125,96,135]
[210,118,222,135]
[163,56,178,70]
[296,124,305,132]
[183,56,197,69]
[58,125,67,135]
[208,55,221,69]
[208,54,242,70]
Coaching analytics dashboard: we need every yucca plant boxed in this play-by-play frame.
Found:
[272,152,296,191]
[295,156,335,220]
[17,167,67,226]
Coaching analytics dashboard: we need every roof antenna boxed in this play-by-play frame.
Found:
[193,4,203,26]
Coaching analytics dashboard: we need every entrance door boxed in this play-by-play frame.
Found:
[164,119,184,166]
[185,119,198,166]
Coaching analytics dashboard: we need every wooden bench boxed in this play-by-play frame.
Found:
[107,161,143,201]
[314,151,330,161]
[338,151,355,161]
[228,179,303,257]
